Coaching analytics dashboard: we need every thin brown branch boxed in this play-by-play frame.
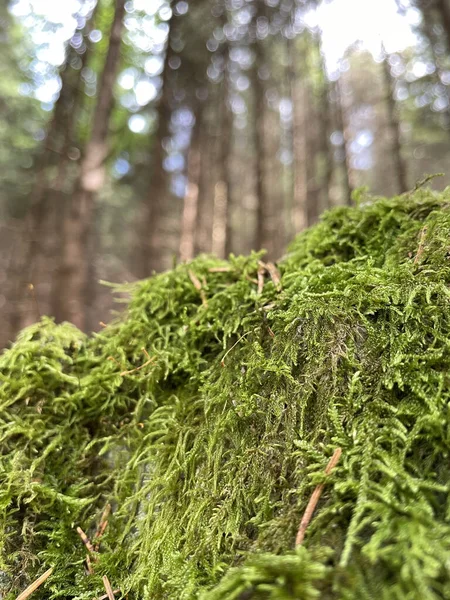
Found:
[245,274,259,285]
[86,554,94,575]
[16,567,53,600]
[94,503,111,541]
[413,225,428,265]
[295,448,342,547]
[188,269,208,306]
[96,590,120,600]
[94,521,108,548]
[188,269,202,290]
[257,263,265,295]
[265,262,282,291]
[76,526,95,553]
[120,348,157,376]
[102,575,116,600]
[208,266,232,272]
[107,356,123,368]
[220,331,251,367]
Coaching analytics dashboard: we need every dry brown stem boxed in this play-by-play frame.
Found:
[295,448,342,547]
[414,225,428,264]
[96,590,120,600]
[15,567,53,600]
[102,575,116,600]
[265,262,282,290]
[120,348,156,376]
[77,526,95,553]
[188,269,208,307]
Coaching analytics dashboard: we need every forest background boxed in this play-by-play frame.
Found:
[1,0,450,346]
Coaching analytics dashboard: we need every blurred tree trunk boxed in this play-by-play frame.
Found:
[194,97,216,255]
[318,82,333,211]
[6,2,97,341]
[435,0,450,51]
[416,5,450,128]
[316,42,333,215]
[333,77,353,205]
[179,106,203,262]
[381,52,408,194]
[287,34,308,233]
[212,53,233,259]
[54,0,126,330]
[223,55,234,258]
[251,6,271,255]
[135,10,177,277]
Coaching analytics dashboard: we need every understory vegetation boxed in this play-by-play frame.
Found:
[1,188,450,599]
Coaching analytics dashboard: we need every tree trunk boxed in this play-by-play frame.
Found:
[213,54,233,259]
[381,53,408,194]
[333,77,353,206]
[194,98,216,256]
[416,5,450,129]
[135,11,177,278]
[54,0,126,329]
[251,6,271,255]
[287,34,308,233]
[316,39,333,215]
[6,2,98,340]
[179,107,203,262]
[434,0,450,52]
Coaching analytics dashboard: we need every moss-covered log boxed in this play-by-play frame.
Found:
[1,189,450,599]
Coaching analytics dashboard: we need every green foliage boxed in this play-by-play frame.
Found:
[2,189,450,599]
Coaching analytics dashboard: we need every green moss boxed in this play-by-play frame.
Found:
[2,189,450,599]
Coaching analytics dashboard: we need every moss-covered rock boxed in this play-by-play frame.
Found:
[2,189,450,599]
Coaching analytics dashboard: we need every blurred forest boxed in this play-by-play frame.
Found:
[1,0,450,345]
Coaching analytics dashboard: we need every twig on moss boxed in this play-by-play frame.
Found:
[188,269,208,307]
[94,504,111,550]
[96,590,120,600]
[221,332,251,367]
[208,266,232,273]
[76,527,95,553]
[16,567,53,600]
[102,575,116,600]
[107,356,123,368]
[257,263,265,294]
[414,225,428,265]
[265,262,282,291]
[86,554,94,575]
[295,448,342,547]
[120,348,157,376]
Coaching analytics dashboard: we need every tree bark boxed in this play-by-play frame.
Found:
[6,2,98,340]
[381,52,408,194]
[316,38,333,215]
[287,34,308,233]
[54,0,126,329]
[213,52,233,259]
[135,10,177,278]
[194,98,216,256]
[179,106,203,262]
[434,0,450,52]
[333,77,353,206]
[251,4,271,255]
[416,4,450,129]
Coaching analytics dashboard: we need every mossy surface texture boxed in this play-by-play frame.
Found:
[2,189,450,600]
